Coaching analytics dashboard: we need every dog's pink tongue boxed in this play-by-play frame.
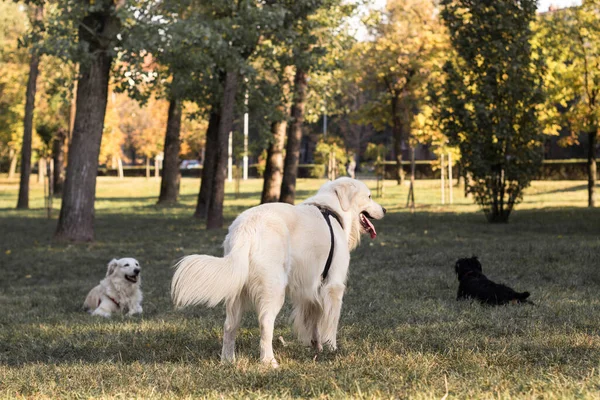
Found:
[365,218,377,239]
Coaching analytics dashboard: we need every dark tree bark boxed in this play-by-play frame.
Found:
[207,71,238,229]
[261,118,287,204]
[55,7,117,241]
[16,9,42,209]
[194,110,220,219]
[158,98,183,205]
[588,130,597,208]
[280,68,308,204]
[52,129,67,196]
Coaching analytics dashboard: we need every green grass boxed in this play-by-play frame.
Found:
[1,175,599,399]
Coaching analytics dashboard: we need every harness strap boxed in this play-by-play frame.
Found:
[99,295,120,308]
[317,207,342,281]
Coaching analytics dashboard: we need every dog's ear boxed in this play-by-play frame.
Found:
[472,256,482,272]
[334,182,356,211]
[106,259,119,276]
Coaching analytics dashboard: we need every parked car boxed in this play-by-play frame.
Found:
[180,160,201,169]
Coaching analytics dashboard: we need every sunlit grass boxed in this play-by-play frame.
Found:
[1,175,599,398]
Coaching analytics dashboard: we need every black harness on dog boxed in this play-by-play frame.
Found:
[317,207,343,281]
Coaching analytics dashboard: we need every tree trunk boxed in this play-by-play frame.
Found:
[588,130,597,208]
[207,71,238,229]
[8,148,18,179]
[146,157,150,179]
[55,8,115,242]
[158,98,183,205]
[52,129,66,196]
[261,118,287,204]
[391,96,404,186]
[16,21,41,209]
[406,146,415,210]
[194,110,220,218]
[280,68,308,204]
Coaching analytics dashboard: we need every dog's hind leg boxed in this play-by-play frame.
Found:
[221,295,244,363]
[308,303,324,352]
[291,300,323,351]
[255,282,286,368]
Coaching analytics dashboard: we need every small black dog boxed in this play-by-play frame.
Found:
[455,257,532,305]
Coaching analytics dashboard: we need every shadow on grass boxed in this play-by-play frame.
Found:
[538,183,589,195]
[1,320,223,366]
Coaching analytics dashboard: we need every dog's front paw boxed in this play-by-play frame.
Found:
[92,309,111,318]
[128,305,143,316]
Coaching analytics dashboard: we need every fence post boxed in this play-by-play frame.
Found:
[448,152,453,205]
[441,153,445,205]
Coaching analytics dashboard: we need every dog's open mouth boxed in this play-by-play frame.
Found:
[360,212,377,239]
[125,275,138,283]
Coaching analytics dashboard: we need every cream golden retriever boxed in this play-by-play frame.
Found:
[84,258,143,317]
[171,178,385,367]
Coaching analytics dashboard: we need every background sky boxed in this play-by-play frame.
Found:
[352,0,583,41]
[366,0,582,13]
[538,0,581,12]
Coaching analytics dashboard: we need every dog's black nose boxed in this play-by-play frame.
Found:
[133,268,140,275]
[382,207,387,214]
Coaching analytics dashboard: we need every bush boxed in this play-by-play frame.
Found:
[440,0,544,222]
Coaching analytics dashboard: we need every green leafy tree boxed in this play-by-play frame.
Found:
[0,2,28,178]
[116,0,220,205]
[440,0,545,222]
[352,0,447,185]
[279,0,353,204]
[314,136,348,179]
[35,57,74,196]
[538,1,600,207]
[16,4,44,209]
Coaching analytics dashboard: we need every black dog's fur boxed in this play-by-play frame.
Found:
[455,257,531,305]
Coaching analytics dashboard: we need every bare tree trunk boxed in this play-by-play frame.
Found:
[194,110,220,218]
[588,130,597,208]
[391,96,405,186]
[280,68,307,204]
[146,157,150,179]
[261,118,287,204]
[55,7,115,242]
[45,157,53,218]
[52,129,66,196]
[16,9,41,209]
[8,149,18,179]
[406,146,415,210]
[158,98,182,205]
[207,71,238,229]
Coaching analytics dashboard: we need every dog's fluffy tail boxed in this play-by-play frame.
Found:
[517,291,530,300]
[517,291,534,305]
[171,239,251,308]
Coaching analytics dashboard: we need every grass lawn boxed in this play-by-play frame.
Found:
[1,175,599,399]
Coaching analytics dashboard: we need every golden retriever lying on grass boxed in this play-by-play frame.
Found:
[84,258,143,317]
